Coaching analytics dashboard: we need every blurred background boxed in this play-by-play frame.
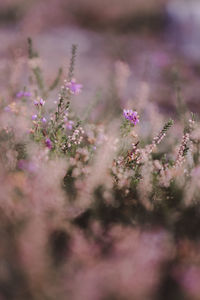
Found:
[1,0,200,114]
[1,2,200,300]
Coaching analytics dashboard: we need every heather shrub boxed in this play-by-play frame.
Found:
[0,39,200,300]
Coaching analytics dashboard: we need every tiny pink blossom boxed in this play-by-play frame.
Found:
[16,91,24,98]
[123,109,139,125]
[39,98,45,106]
[66,80,82,95]
[65,120,74,130]
[32,114,38,120]
[41,117,47,123]
[16,91,31,98]
[34,100,39,106]
[45,138,52,149]
[23,91,31,97]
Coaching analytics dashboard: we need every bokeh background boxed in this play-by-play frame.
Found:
[1,2,200,300]
[1,0,200,115]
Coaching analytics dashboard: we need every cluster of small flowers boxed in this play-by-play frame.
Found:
[123,109,139,125]
[34,98,45,106]
[141,120,173,159]
[174,133,190,168]
[45,138,53,149]
[152,131,167,147]
[122,120,173,167]
[65,79,83,95]
[32,115,47,123]
[16,91,31,98]
[127,143,142,164]
[112,157,134,190]
[63,111,74,130]
[65,120,74,130]
[56,92,63,106]
[32,98,47,124]
[67,127,85,148]
[125,144,147,166]
[145,131,167,155]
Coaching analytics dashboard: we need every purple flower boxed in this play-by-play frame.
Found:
[34,100,39,106]
[23,91,31,97]
[41,117,47,123]
[66,80,82,95]
[16,91,31,98]
[65,120,74,130]
[32,114,38,120]
[39,98,45,106]
[16,91,24,98]
[123,109,139,125]
[45,138,52,149]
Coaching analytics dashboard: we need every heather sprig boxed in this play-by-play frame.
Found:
[145,119,174,155]
[174,132,190,168]
[67,44,78,82]
[54,45,79,127]
[27,37,38,59]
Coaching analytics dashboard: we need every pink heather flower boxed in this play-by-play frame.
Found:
[32,114,38,120]
[41,117,47,123]
[23,91,31,97]
[45,138,52,149]
[16,91,31,98]
[39,98,45,106]
[64,111,69,120]
[123,109,139,125]
[65,120,74,130]
[34,100,39,106]
[16,91,24,98]
[66,80,82,95]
